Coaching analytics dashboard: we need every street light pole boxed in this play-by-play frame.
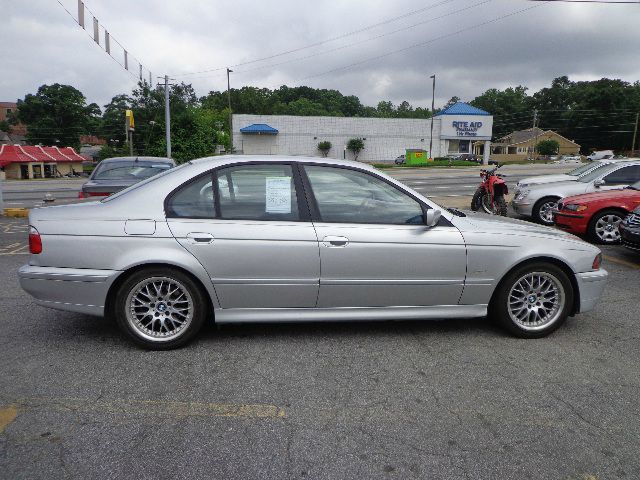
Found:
[227,68,233,154]
[164,74,172,158]
[429,74,436,160]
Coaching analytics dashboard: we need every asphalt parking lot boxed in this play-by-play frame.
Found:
[1,168,640,480]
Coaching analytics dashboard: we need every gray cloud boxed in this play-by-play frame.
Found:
[2,0,639,110]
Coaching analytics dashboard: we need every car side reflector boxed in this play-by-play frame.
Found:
[592,253,602,270]
[29,226,42,254]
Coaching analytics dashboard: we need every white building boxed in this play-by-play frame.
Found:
[232,102,493,163]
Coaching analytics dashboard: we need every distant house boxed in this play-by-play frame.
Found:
[491,128,581,160]
[0,102,27,136]
[0,145,86,180]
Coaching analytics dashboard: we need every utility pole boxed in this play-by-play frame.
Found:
[164,75,172,158]
[227,68,233,154]
[632,112,639,156]
[429,74,436,160]
[531,109,539,161]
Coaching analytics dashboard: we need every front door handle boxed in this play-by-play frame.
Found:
[186,232,214,244]
[322,235,349,247]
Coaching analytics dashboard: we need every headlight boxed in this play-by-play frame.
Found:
[564,204,588,212]
[515,189,530,201]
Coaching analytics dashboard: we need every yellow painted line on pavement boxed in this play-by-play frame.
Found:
[603,255,640,270]
[18,397,286,420]
[0,405,19,433]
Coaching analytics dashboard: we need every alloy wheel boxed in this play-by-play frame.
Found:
[125,276,194,342]
[594,214,622,243]
[507,272,565,331]
[538,201,556,224]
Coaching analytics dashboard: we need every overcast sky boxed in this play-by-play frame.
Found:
[2,0,640,111]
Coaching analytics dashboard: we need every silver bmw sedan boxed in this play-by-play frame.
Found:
[19,156,608,349]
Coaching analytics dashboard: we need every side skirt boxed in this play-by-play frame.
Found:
[214,305,487,324]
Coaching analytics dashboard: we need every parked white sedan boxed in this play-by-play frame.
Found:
[19,156,608,349]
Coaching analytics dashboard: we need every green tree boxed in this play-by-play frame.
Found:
[471,86,532,139]
[317,141,332,157]
[536,139,560,156]
[0,120,9,132]
[15,83,101,148]
[347,138,365,161]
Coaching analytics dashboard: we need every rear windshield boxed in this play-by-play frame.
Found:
[578,163,616,183]
[568,162,600,176]
[101,162,189,203]
[92,162,172,180]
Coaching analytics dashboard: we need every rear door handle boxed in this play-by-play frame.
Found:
[322,235,349,247]
[186,232,214,244]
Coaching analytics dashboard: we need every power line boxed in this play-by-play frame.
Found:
[528,0,639,3]
[54,0,152,84]
[279,1,550,88]
[170,0,461,77]
[184,0,495,82]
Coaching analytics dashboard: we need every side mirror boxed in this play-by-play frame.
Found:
[594,179,605,188]
[424,209,442,227]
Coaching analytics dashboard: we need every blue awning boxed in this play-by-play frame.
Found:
[239,123,279,134]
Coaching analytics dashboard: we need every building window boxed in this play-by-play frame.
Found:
[5,108,12,114]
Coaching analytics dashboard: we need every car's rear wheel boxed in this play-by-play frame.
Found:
[491,262,573,338]
[588,209,624,244]
[533,197,560,225]
[114,268,207,349]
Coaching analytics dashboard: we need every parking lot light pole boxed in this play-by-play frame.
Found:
[165,75,172,159]
[429,74,436,160]
[227,68,233,154]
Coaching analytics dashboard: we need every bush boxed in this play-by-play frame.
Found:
[536,139,560,156]
[317,141,332,157]
[347,138,365,161]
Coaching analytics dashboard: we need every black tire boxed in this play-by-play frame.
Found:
[490,262,574,338]
[471,188,483,211]
[587,209,625,244]
[114,267,208,350]
[532,196,560,225]
[494,195,508,217]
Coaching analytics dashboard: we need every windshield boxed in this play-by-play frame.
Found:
[92,162,172,180]
[102,162,190,202]
[578,163,617,183]
[568,162,600,176]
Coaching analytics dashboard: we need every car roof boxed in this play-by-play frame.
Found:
[190,155,377,171]
[100,156,174,164]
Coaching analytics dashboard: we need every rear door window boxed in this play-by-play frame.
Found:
[216,164,301,221]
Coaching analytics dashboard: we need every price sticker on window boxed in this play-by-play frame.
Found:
[265,177,292,213]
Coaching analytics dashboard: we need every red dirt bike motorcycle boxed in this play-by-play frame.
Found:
[471,164,508,216]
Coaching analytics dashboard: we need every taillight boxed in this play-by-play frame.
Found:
[29,226,42,254]
[78,191,87,198]
[592,253,602,270]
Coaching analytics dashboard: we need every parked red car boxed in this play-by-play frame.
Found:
[553,181,640,244]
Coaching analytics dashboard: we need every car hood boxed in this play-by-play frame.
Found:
[517,174,574,187]
[562,188,640,205]
[452,211,587,244]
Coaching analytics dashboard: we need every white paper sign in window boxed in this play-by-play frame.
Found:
[265,177,292,213]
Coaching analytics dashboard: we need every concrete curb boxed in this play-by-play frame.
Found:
[3,208,29,218]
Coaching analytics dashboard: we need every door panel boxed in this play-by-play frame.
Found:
[313,223,466,308]
[302,164,467,308]
[169,219,320,308]
[166,162,320,309]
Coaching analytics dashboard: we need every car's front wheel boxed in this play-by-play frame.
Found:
[533,197,560,225]
[491,262,574,338]
[114,267,208,349]
[588,209,624,244]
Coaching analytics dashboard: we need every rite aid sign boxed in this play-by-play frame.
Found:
[439,115,493,140]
